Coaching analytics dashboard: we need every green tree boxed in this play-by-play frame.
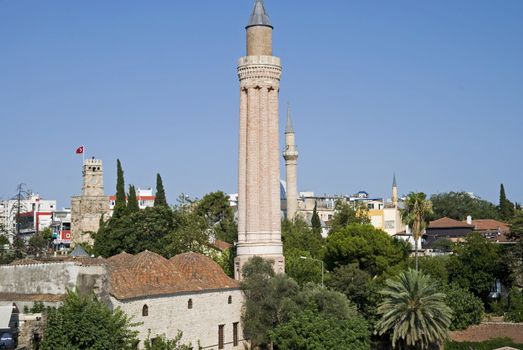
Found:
[401,192,433,271]
[28,233,48,257]
[127,185,140,213]
[93,206,175,258]
[328,263,380,322]
[270,308,370,350]
[194,191,237,244]
[113,159,127,219]
[154,173,168,207]
[431,238,453,252]
[430,192,499,221]
[445,283,484,330]
[499,184,515,221]
[162,209,210,257]
[144,331,195,350]
[376,269,452,350]
[282,217,323,259]
[448,233,504,302]
[415,256,450,285]
[324,224,409,276]
[508,212,523,288]
[329,200,371,233]
[284,248,322,286]
[505,287,523,322]
[41,291,138,350]
[240,257,299,349]
[311,202,322,235]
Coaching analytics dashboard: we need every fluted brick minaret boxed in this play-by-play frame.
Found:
[235,0,285,279]
[283,106,299,220]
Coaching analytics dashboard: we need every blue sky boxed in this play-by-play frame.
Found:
[0,0,522,208]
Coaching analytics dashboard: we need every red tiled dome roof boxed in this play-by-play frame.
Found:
[108,251,238,300]
[170,252,238,291]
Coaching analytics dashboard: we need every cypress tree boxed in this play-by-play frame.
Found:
[113,159,127,218]
[499,184,514,220]
[127,185,139,213]
[154,173,168,207]
[311,202,322,235]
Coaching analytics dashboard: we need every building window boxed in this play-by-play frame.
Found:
[218,324,225,349]
[142,305,148,317]
[228,295,232,304]
[233,322,239,347]
[188,299,193,309]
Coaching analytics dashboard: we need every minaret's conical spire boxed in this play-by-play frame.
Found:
[247,0,273,29]
[393,173,397,188]
[285,105,294,134]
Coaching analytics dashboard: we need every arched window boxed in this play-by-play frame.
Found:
[142,305,148,317]
[188,299,193,309]
[228,295,232,304]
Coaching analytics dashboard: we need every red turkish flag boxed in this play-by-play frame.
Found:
[75,146,84,154]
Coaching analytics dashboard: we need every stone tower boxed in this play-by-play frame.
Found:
[235,0,285,279]
[283,106,299,220]
[71,158,109,246]
[392,173,398,207]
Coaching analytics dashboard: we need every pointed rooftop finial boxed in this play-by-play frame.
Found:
[393,173,397,188]
[247,0,273,29]
[285,104,294,134]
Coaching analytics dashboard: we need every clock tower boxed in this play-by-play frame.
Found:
[83,158,104,197]
[71,158,109,245]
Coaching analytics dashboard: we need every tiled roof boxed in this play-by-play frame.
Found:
[0,293,66,302]
[8,256,105,266]
[170,252,238,290]
[472,219,510,233]
[9,258,40,266]
[108,251,238,301]
[212,239,233,251]
[429,217,474,229]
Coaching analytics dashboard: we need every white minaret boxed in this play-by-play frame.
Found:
[235,0,285,279]
[392,173,398,207]
[283,106,299,220]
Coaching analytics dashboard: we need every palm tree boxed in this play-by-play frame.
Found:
[376,269,452,349]
[401,192,433,271]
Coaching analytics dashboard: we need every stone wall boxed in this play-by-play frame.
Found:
[450,322,523,344]
[71,195,109,245]
[110,289,245,350]
[0,261,108,309]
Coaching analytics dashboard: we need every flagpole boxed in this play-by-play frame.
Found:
[82,145,85,163]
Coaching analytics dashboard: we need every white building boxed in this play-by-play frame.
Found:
[0,194,57,243]
[108,188,155,216]
[0,251,245,349]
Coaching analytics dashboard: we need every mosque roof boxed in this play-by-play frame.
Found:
[108,251,238,300]
[247,0,272,29]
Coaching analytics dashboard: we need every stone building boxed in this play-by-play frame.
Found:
[109,251,244,349]
[71,158,109,246]
[235,0,285,279]
[0,251,244,349]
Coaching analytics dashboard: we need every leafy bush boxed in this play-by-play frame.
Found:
[505,288,523,322]
[445,284,484,330]
[270,309,370,350]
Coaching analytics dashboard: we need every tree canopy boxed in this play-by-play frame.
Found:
[376,269,452,349]
[430,192,499,221]
[41,291,138,350]
[154,173,168,207]
[324,224,409,276]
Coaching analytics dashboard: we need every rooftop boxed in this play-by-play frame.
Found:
[429,217,475,229]
[108,251,238,300]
